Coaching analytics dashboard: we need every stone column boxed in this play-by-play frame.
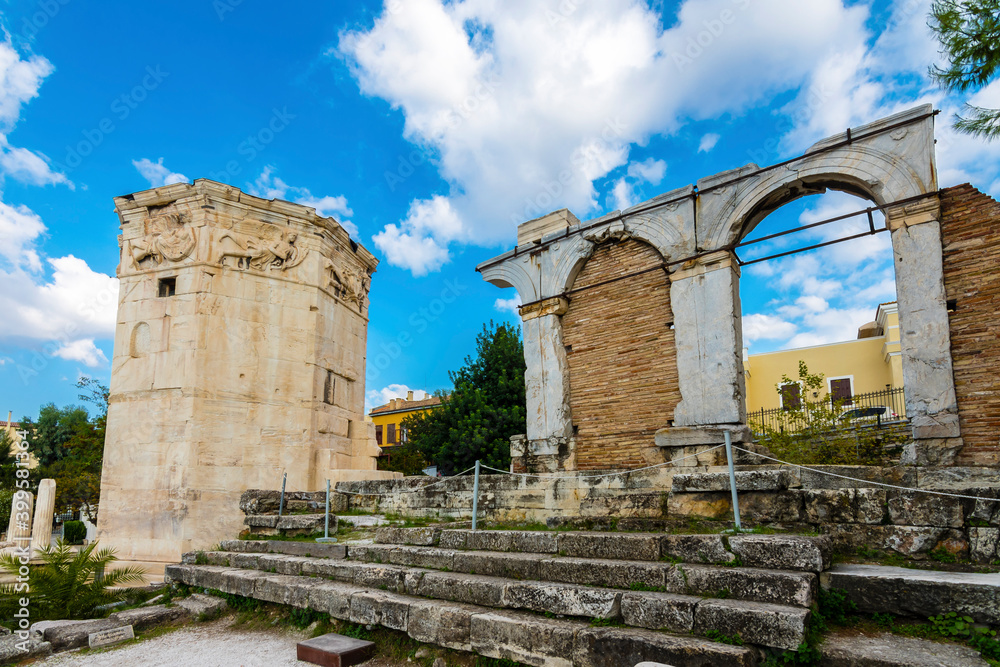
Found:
[662,251,749,458]
[518,297,575,472]
[8,491,33,544]
[887,199,962,464]
[31,479,56,555]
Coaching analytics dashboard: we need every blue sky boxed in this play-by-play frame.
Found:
[1,0,998,421]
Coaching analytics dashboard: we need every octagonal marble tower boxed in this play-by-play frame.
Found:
[97,179,399,569]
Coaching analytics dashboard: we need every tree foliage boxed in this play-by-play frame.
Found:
[929,0,1000,139]
[749,361,907,466]
[0,541,145,623]
[403,321,526,474]
[376,442,430,477]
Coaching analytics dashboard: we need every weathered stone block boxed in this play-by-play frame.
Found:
[620,591,696,632]
[387,547,454,570]
[538,557,669,590]
[884,526,947,556]
[888,491,964,527]
[661,535,735,565]
[42,619,121,652]
[726,535,830,573]
[671,469,797,493]
[417,572,507,607]
[0,635,50,663]
[970,527,1000,564]
[439,530,469,550]
[680,565,816,608]
[740,490,805,523]
[573,626,754,667]
[173,593,228,620]
[470,610,581,667]
[666,491,731,519]
[558,532,661,561]
[694,599,809,651]
[804,489,856,524]
[504,581,621,619]
[375,527,441,546]
[819,632,993,667]
[300,558,357,582]
[406,600,479,651]
[655,425,753,448]
[465,530,559,554]
[346,544,396,564]
[454,551,542,580]
[306,581,361,620]
[854,489,888,524]
[349,590,410,631]
[351,563,407,592]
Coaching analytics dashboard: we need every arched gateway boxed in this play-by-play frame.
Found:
[479,105,967,471]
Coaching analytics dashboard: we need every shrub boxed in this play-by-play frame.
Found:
[63,520,86,545]
[0,540,145,623]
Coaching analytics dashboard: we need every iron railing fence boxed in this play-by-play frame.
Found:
[748,386,907,435]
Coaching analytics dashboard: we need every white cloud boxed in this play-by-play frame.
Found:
[133,157,188,188]
[627,158,666,185]
[698,133,720,153]
[0,137,72,188]
[0,200,46,270]
[494,295,522,316]
[611,177,634,211]
[52,339,108,367]
[0,37,53,130]
[339,0,872,274]
[247,166,357,235]
[743,313,796,343]
[365,384,429,412]
[372,195,462,275]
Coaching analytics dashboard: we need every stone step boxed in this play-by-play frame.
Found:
[819,631,991,667]
[243,514,337,537]
[188,550,809,649]
[224,539,819,608]
[165,563,757,666]
[822,564,1000,624]
[373,528,830,573]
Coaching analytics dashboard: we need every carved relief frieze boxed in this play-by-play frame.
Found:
[125,213,196,271]
[323,258,372,311]
[214,224,307,273]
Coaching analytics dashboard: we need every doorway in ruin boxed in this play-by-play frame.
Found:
[562,237,681,470]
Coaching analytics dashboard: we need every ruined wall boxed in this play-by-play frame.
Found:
[940,184,1000,466]
[562,239,680,470]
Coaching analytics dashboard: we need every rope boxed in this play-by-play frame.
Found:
[481,444,727,479]
[732,446,1000,503]
[331,465,477,496]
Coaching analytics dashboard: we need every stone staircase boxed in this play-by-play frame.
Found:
[166,529,832,666]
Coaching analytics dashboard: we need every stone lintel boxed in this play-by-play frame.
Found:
[520,296,569,321]
[517,209,580,247]
[910,411,962,440]
[885,197,941,231]
[654,425,752,448]
[670,250,740,281]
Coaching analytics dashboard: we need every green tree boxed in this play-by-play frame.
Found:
[0,430,17,490]
[403,321,526,474]
[19,404,90,468]
[376,442,429,477]
[929,0,1000,139]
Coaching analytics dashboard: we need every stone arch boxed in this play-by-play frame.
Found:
[561,237,681,470]
[701,110,935,250]
[479,257,538,304]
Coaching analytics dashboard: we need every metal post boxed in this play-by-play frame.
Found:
[471,460,481,531]
[724,431,742,531]
[278,472,287,517]
[317,479,336,543]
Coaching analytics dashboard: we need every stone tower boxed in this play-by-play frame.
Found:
[98,179,398,568]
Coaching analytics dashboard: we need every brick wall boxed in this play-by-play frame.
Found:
[562,238,680,470]
[940,184,1000,466]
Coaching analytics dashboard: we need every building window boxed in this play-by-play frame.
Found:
[375,424,383,445]
[829,377,854,406]
[323,371,335,405]
[387,423,396,444]
[780,383,801,411]
[158,277,176,297]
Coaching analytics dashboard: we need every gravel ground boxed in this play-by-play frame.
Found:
[37,618,325,667]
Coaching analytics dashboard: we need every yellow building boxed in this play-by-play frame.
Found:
[745,302,904,415]
[368,391,443,452]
